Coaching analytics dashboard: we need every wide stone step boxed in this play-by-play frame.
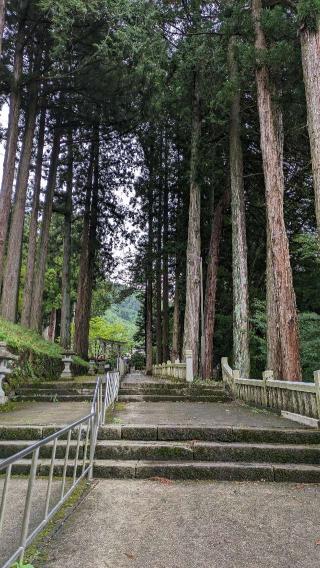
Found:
[119,388,226,396]
[99,424,320,444]
[15,394,93,402]
[95,440,320,464]
[95,440,194,461]
[0,440,88,459]
[16,388,95,396]
[18,382,96,390]
[0,425,88,441]
[92,460,320,483]
[117,394,230,402]
[0,459,89,476]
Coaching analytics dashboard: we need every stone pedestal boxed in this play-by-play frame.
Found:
[185,350,194,383]
[88,360,96,376]
[0,342,18,404]
[61,355,73,379]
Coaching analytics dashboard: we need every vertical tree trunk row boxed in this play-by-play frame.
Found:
[0,14,26,284]
[252,0,302,381]
[21,107,46,327]
[74,131,96,359]
[30,126,62,332]
[183,71,201,375]
[145,178,153,375]
[300,23,320,234]
[1,50,41,321]
[203,191,229,380]
[162,135,170,363]
[228,35,250,378]
[60,129,73,350]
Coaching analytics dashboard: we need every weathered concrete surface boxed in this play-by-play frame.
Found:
[42,479,320,568]
[112,400,307,429]
[124,372,174,385]
[0,478,71,565]
[0,401,91,425]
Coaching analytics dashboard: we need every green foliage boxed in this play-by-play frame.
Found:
[12,562,34,568]
[0,318,63,383]
[250,302,320,381]
[297,0,320,30]
[130,351,145,370]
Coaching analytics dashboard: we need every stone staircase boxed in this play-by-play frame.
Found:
[1,422,320,482]
[14,379,230,403]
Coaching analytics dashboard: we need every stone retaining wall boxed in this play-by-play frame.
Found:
[222,357,320,421]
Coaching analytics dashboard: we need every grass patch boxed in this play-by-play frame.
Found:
[0,318,90,384]
[0,400,27,413]
[105,401,126,423]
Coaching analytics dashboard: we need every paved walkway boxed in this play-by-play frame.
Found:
[41,479,320,568]
[112,400,302,428]
[0,478,72,565]
[0,401,91,425]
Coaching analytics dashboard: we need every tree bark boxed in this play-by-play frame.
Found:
[156,183,162,364]
[162,139,169,363]
[60,129,73,350]
[228,35,250,378]
[30,127,61,332]
[300,22,320,234]
[0,0,6,57]
[0,12,26,284]
[183,71,201,376]
[145,180,153,375]
[203,191,229,380]
[171,269,180,363]
[252,0,302,381]
[1,53,41,321]
[21,107,46,327]
[74,127,99,359]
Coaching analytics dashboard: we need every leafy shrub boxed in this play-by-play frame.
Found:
[130,351,145,370]
[0,318,63,384]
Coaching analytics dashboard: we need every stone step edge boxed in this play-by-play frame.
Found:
[93,460,320,482]
[98,424,320,442]
[3,459,320,482]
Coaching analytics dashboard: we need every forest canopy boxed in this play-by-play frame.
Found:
[0,0,320,381]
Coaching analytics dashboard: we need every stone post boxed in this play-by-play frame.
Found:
[88,360,96,376]
[60,353,73,379]
[313,370,320,420]
[0,342,18,404]
[185,350,193,383]
[263,370,274,408]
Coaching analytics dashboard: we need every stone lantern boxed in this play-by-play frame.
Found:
[60,351,74,380]
[0,342,18,404]
[88,359,96,376]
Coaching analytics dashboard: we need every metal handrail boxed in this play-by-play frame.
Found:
[0,371,120,568]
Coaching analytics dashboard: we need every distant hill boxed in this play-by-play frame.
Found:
[104,292,140,343]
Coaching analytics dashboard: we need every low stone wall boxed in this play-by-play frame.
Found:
[153,362,187,381]
[221,357,320,421]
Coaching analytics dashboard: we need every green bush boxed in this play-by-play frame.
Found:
[71,355,90,376]
[0,318,63,385]
[130,351,145,370]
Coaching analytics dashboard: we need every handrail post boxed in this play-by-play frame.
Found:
[313,370,320,420]
[19,447,39,561]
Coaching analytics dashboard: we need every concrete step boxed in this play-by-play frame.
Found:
[117,394,230,403]
[119,388,226,396]
[0,458,89,476]
[99,424,320,444]
[18,382,96,390]
[15,394,93,402]
[16,388,95,396]
[92,460,320,483]
[0,440,88,459]
[0,425,88,441]
[95,440,320,464]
